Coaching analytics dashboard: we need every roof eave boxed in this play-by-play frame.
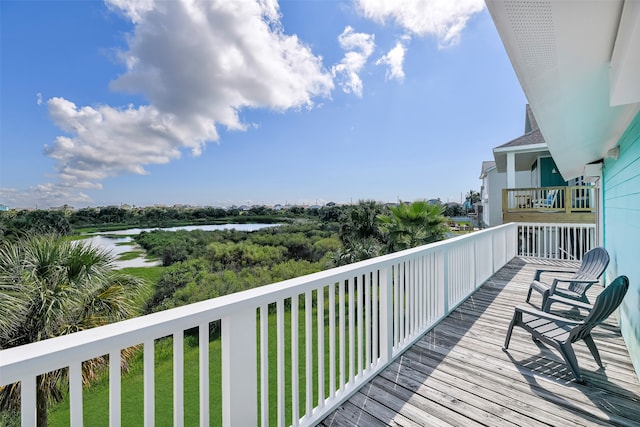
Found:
[486,0,640,180]
[493,142,547,155]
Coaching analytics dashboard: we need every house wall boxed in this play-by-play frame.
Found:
[514,170,531,188]
[483,169,531,227]
[485,168,505,227]
[603,110,640,380]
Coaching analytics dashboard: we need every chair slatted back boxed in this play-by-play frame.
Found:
[569,247,610,294]
[571,275,629,343]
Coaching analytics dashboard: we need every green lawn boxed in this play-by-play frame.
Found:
[48,289,356,426]
[116,251,145,261]
[120,266,164,284]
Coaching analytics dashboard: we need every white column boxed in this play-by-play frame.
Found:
[506,152,516,188]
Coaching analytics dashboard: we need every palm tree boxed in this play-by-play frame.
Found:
[0,234,146,426]
[332,237,381,266]
[339,200,387,245]
[332,200,388,266]
[465,189,481,213]
[378,200,447,253]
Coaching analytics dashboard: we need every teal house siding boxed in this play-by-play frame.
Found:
[603,111,640,379]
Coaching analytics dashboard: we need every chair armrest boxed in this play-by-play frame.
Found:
[546,294,593,311]
[514,304,583,325]
[549,277,599,293]
[533,268,577,281]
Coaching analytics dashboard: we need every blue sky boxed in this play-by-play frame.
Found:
[1,0,526,209]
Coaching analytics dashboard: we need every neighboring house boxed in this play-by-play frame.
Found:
[487,0,640,380]
[480,105,594,226]
[479,160,502,227]
[0,204,9,212]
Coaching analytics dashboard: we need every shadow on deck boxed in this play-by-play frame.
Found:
[320,257,640,427]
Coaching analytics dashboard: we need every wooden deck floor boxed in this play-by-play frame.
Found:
[320,257,640,427]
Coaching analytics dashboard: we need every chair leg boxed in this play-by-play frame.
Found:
[540,289,550,311]
[559,342,583,382]
[504,317,516,349]
[584,335,603,367]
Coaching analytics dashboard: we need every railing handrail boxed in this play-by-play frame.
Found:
[0,223,516,386]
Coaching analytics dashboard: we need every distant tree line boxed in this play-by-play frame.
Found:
[0,204,348,241]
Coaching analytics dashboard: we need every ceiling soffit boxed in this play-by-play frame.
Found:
[486,0,640,180]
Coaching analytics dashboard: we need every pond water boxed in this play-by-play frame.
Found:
[98,223,280,235]
[81,223,280,269]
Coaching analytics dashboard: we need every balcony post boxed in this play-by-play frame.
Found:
[565,187,571,214]
[443,251,449,315]
[506,152,516,188]
[20,376,36,427]
[221,307,257,427]
[379,266,394,363]
[502,188,508,220]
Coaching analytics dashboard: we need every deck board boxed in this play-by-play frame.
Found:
[320,257,640,427]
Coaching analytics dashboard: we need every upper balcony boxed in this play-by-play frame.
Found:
[502,186,596,224]
[2,222,637,426]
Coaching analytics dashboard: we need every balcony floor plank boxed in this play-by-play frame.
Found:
[320,257,640,427]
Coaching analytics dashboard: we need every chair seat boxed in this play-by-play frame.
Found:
[522,313,571,342]
[555,288,582,299]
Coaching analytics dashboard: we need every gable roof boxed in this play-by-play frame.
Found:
[492,106,550,173]
[524,104,538,133]
[494,128,545,150]
[479,161,496,179]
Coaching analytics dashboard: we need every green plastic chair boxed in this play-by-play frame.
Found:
[526,246,610,311]
[505,275,629,382]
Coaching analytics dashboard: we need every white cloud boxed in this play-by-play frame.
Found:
[356,0,485,48]
[45,97,189,187]
[376,41,407,81]
[39,0,333,204]
[0,186,92,209]
[331,26,375,97]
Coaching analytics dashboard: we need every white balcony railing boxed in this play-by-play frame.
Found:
[0,222,594,426]
[518,222,597,260]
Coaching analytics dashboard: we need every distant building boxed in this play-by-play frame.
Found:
[478,105,593,227]
[0,204,9,212]
[49,204,74,212]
